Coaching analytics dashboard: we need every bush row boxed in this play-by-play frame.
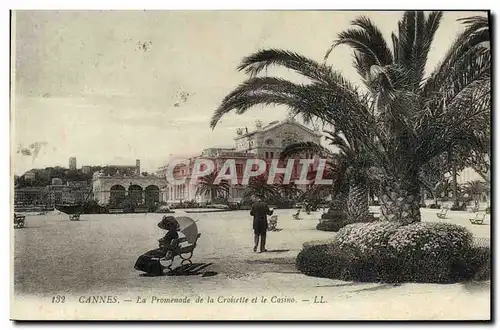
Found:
[317,214,377,232]
[297,222,489,283]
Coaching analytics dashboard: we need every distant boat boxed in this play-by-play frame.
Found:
[55,187,95,214]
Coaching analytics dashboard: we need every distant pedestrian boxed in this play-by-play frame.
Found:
[250,197,273,252]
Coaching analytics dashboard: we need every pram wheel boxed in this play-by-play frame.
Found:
[180,251,193,264]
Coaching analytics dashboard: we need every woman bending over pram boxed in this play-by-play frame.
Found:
[134,216,180,275]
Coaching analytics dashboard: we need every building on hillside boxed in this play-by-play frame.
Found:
[43,182,91,206]
[14,187,48,206]
[100,159,141,177]
[159,117,325,204]
[52,178,63,185]
[38,169,51,181]
[81,166,92,174]
[69,157,77,171]
[24,171,36,181]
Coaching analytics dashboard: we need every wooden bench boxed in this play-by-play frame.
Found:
[69,214,81,221]
[436,208,449,219]
[14,214,26,229]
[469,213,487,225]
[153,233,202,272]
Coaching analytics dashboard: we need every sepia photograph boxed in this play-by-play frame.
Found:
[10,9,491,320]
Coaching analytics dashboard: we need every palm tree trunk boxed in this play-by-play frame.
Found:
[379,169,421,225]
[347,176,369,223]
[330,190,347,212]
[452,163,459,207]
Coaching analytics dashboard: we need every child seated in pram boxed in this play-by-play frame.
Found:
[268,215,278,231]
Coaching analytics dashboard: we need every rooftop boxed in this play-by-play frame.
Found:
[234,117,322,140]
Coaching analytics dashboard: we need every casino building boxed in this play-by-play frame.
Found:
[158,117,325,204]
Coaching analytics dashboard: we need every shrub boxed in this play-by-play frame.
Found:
[334,222,402,256]
[386,222,473,283]
[450,203,466,211]
[316,221,344,232]
[428,203,440,209]
[296,244,335,278]
[320,209,346,220]
[316,215,378,232]
[296,243,367,281]
[146,203,158,213]
[296,242,386,282]
[453,246,490,281]
[297,221,484,283]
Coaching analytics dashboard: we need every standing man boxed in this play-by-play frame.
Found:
[250,197,274,253]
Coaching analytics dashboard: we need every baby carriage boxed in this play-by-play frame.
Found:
[155,216,202,272]
[292,209,302,220]
[268,215,278,231]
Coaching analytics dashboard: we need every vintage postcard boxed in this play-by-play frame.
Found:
[10,10,491,320]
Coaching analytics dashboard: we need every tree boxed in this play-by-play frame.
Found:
[280,130,377,223]
[210,12,490,224]
[243,174,280,202]
[461,180,488,205]
[195,172,230,204]
[275,180,302,204]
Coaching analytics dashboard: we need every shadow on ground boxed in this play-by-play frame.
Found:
[262,249,291,253]
[349,283,402,293]
[461,280,491,293]
[139,263,217,277]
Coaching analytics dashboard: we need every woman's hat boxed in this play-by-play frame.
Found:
[158,215,179,230]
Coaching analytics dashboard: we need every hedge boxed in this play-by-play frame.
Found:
[316,215,378,232]
[297,222,489,283]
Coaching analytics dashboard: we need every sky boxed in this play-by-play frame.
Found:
[11,10,487,175]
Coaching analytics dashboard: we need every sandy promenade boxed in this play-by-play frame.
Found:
[11,208,490,320]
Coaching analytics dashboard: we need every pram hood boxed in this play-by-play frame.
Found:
[173,216,199,245]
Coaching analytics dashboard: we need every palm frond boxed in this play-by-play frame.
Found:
[422,14,490,98]
[391,11,444,90]
[238,49,355,87]
[415,79,490,165]
[329,16,393,78]
[280,141,331,159]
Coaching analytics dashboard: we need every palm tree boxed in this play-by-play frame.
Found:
[275,179,302,204]
[461,180,488,205]
[434,178,453,202]
[243,174,280,201]
[195,172,230,204]
[210,12,490,224]
[280,130,376,223]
